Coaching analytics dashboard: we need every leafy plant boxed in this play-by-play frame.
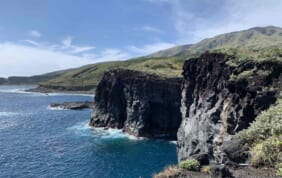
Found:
[179,159,200,171]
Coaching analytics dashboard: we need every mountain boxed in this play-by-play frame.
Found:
[0,70,66,85]
[148,26,282,58]
[4,26,282,92]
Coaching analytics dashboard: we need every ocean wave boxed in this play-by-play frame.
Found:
[67,121,142,140]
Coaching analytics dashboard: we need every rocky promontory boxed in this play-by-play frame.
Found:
[90,69,182,139]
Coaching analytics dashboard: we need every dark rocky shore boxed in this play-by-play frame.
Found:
[49,101,94,110]
[90,52,282,177]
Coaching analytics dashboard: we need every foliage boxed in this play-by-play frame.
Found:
[277,163,282,176]
[201,166,211,174]
[153,165,181,178]
[236,93,282,168]
[179,159,200,171]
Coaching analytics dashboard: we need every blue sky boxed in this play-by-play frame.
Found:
[0,0,282,76]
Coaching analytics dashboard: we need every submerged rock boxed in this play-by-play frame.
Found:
[177,52,282,164]
[90,69,182,139]
[50,101,94,110]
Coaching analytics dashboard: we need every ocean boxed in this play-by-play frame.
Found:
[0,86,177,178]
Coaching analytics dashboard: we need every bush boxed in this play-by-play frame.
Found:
[277,163,282,176]
[236,94,282,168]
[201,166,211,174]
[153,165,181,178]
[250,136,282,167]
[179,159,200,171]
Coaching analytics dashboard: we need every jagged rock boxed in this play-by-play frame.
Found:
[50,101,94,110]
[177,52,282,164]
[90,69,182,139]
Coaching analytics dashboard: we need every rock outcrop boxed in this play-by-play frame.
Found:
[177,52,282,164]
[90,69,182,139]
[50,101,94,110]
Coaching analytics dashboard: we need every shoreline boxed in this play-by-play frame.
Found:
[25,87,95,96]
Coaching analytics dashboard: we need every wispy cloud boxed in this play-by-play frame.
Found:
[0,37,131,77]
[144,0,282,43]
[28,30,41,38]
[135,25,163,33]
[129,42,175,55]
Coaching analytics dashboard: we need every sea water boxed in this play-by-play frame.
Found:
[0,86,177,178]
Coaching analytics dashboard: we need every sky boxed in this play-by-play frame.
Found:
[0,0,282,77]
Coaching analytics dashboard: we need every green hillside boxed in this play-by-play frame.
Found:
[33,26,282,91]
[148,26,282,58]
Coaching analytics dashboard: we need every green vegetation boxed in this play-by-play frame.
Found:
[179,159,200,171]
[40,56,185,91]
[149,26,282,58]
[277,163,282,176]
[236,92,282,168]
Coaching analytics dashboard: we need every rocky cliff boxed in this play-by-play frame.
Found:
[177,53,282,165]
[89,69,182,139]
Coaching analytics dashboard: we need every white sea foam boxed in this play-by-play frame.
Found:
[67,120,142,140]
[47,105,67,111]
[169,141,177,144]
[0,112,17,117]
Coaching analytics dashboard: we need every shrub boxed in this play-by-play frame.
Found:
[250,136,282,167]
[179,159,200,171]
[201,166,211,174]
[236,94,282,168]
[277,163,282,176]
[153,165,181,178]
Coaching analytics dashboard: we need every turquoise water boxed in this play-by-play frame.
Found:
[0,86,177,178]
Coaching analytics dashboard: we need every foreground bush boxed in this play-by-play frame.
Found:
[236,92,282,170]
[153,165,181,178]
[179,159,200,171]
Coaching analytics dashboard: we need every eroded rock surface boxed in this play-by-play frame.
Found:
[177,53,282,164]
[90,69,182,139]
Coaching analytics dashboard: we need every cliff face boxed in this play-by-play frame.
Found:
[178,53,282,164]
[90,69,182,139]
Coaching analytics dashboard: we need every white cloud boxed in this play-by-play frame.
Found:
[0,39,130,77]
[0,42,93,77]
[136,26,162,33]
[28,30,41,38]
[60,36,95,54]
[62,36,72,48]
[129,42,175,55]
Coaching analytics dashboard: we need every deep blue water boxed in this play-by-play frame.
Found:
[0,86,177,178]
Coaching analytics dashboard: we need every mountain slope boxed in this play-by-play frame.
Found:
[148,26,282,58]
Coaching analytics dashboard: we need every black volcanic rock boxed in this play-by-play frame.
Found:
[177,52,282,164]
[50,101,94,110]
[90,69,182,139]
